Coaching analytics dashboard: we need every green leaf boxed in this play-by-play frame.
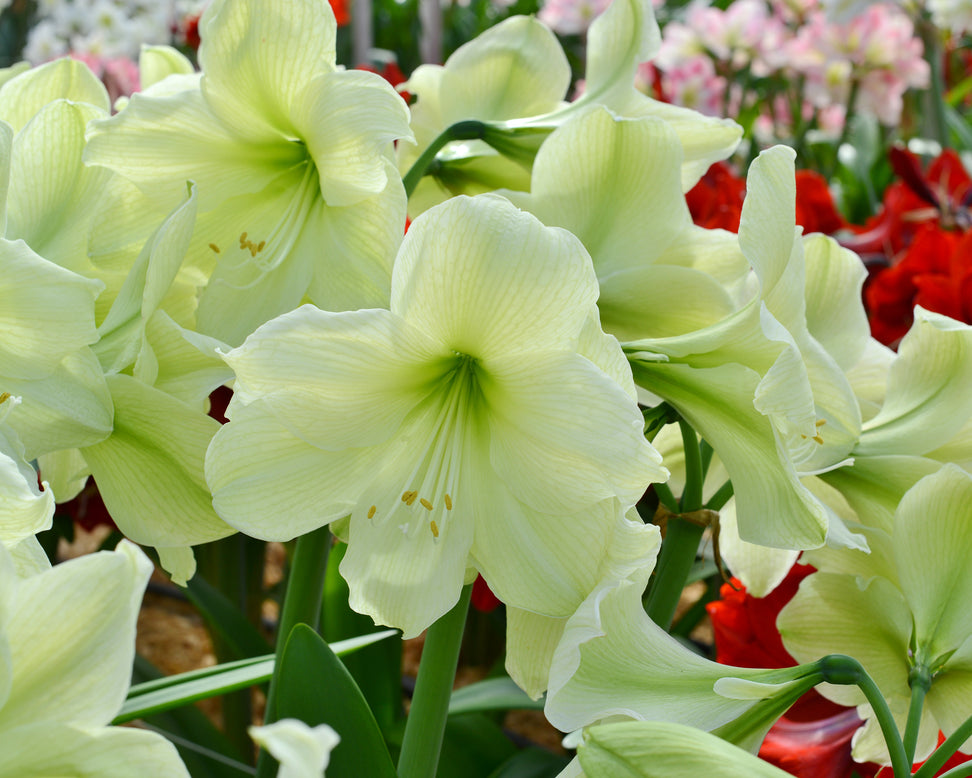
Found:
[488,748,573,778]
[115,631,396,723]
[276,624,397,778]
[448,677,545,716]
[321,540,403,732]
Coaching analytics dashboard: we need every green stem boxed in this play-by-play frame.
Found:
[819,655,910,778]
[397,585,472,778]
[645,420,706,630]
[918,15,949,150]
[939,764,972,778]
[914,712,972,778]
[904,664,932,765]
[402,120,488,199]
[654,482,679,514]
[255,525,332,778]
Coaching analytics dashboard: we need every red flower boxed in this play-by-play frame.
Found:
[470,575,501,613]
[795,170,846,235]
[864,224,972,345]
[329,0,350,26]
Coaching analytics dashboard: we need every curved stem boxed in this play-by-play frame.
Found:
[904,664,932,765]
[397,585,472,778]
[914,712,972,778]
[645,420,706,630]
[255,525,332,778]
[402,120,488,199]
[819,655,910,778]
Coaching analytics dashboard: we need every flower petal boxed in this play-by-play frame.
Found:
[0,58,108,132]
[250,719,340,778]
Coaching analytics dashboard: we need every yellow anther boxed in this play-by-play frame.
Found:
[444,494,453,511]
[209,243,221,253]
[420,498,433,511]
[0,392,10,404]
[367,505,376,519]
[816,419,827,427]
[402,490,417,506]
[430,520,439,538]
[248,244,258,257]
[812,435,824,445]
[239,231,248,246]
[257,240,266,252]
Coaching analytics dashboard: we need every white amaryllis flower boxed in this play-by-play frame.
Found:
[250,719,340,778]
[206,194,665,652]
[85,0,413,346]
[0,395,54,545]
[0,540,189,777]
[779,465,972,764]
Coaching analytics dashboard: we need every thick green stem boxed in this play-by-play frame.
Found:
[939,764,972,778]
[645,421,706,630]
[904,664,932,765]
[914,712,972,778]
[402,121,488,199]
[819,655,910,778]
[397,585,472,778]
[653,482,679,514]
[255,525,332,778]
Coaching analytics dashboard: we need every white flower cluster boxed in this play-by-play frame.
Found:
[22,0,207,64]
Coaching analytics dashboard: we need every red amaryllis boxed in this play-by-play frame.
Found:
[864,224,972,345]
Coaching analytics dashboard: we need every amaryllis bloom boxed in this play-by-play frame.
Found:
[249,720,340,778]
[85,0,413,346]
[206,195,664,667]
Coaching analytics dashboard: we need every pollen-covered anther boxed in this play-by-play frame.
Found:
[420,498,433,511]
[430,520,439,538]
[402,490,418,506]
[209,243,221,253]
[0,392,10,404]
[815,419,827,427]
[812,435,824,445]
[239,231,248,247]
[367,505,376,519]
[444,494,453,511]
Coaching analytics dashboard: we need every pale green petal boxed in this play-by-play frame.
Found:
[4,535,50,577]
[894,465,972,662]
[485,351,662,512]
[778,572,912,709]
[578,721,793,778]
[138,311,233,407]
[157,545,196,588]
[851,698,939,765]
[631,359,829,550]
[0,399,54,544]
[0,545,12,709]
[0,722,189,778]
[926,645,972,752]
[858,308,972,456]
[35,448,89,502]
[0,239,102,379]
[802,234,870,373]
[304,163,404,313]
[599,265,737,341]
[0,541,150,729]
[85,88,302,210]
[405,150,533,218]
[392,195,599,360]
[433,16,568,122]
[206,399,381,539]
[845,338,894,423]
[250,719,339,778]
[545,531,809,734]
[524,110,690,279]
[717,498,799,598]
[81,375,234,548]
[294,70,411,207]
[7,99,111,276]
[615,97,742,190]
[0,58,108,132]
[340,473,475,638]
[582,0,660,110]
[505,609,567,700]
[139,45,195,90]
[5,348,113,458]
[199,0,335,143]
[223,306,439,451]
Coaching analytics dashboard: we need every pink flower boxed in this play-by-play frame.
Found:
[538,0,612,35]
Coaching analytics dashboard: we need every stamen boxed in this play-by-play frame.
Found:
[0,392,10,404]
[402,490,418,506]
[209,243,221,253]
[815,419,827,427]
[444,494,453,511]
[430,520,439,538]
[420,498,433,511]
[239,231,248,247]
[257,240,266,252]
[367,505,376,519]
[812,435,824,445]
